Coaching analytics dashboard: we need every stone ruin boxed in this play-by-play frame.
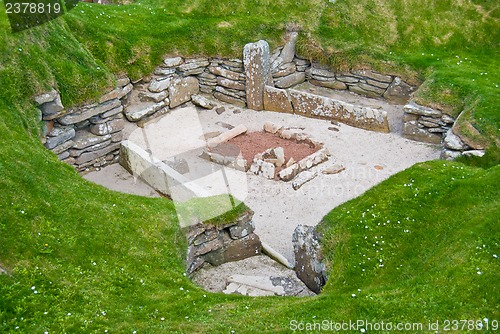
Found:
[35,30,480,176]
[34,31,418,174]
[32,31,484,296]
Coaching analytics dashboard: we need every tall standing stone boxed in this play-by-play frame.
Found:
[243,40,271,111]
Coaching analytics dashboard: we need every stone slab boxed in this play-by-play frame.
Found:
[204,233,261,266]
[209,66,243,81]
[75,142,120,165]
[275,72,305,89]
[169,77,200,108]
[309,79,347,90]
[402,121,442,144]
[404,101,442,117]
[263,86,293,113]
[34,89,59,105]
[288,89,390,133]
[213,92,246,107]
[59,99,121,125]
[217,77,245,91]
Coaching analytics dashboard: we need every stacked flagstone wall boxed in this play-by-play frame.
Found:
[36,78,132,172]
[184,209,261,274]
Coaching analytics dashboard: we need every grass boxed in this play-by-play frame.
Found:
[319,161,499,322]
[176,195,247,227]
[0,0,499,332]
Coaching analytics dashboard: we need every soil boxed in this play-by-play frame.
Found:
[210,131,319,171]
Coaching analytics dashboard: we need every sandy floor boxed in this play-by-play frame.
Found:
[84,163,161,198]
[84,89,440,293]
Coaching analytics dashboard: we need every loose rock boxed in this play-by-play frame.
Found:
[322,164,345,175]
[191,94,214,109]
[292,171,317,190]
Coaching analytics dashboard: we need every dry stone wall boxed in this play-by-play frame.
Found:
[184,209,262,275]
[401,101,485,159]
[402,101,454,144]
[305,67,416,104]
[37,79,132,172]
[148,56,247,108]
[265,32,415,104]
[36,55,248,172]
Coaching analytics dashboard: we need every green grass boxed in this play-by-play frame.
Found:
[177,195,247,227]
[319,161,499,322]
[0,0,499,332]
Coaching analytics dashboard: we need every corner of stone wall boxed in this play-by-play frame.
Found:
[401,100,485,159]
[36,78,132,173]
[183,209,262,275]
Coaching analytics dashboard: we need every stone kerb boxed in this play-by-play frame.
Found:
[263,86,390,133]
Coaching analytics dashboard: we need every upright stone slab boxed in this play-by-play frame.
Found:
[293,225,327,294]
[169,77,200,108]
[243,40,271,111]
[279,32,299,64]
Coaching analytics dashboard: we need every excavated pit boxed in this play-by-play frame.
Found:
[84,93,440,296]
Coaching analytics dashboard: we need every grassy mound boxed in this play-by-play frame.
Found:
[0,0,499,332]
